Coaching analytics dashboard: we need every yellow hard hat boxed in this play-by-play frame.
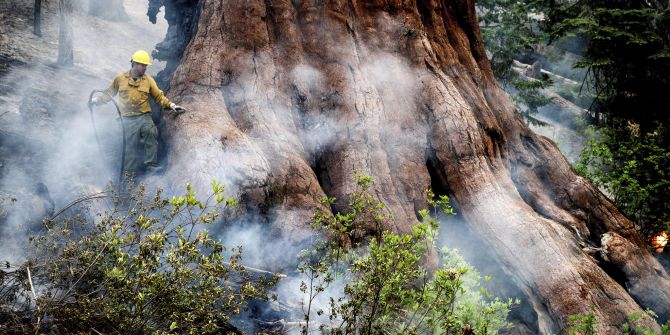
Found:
[131,50,152,65]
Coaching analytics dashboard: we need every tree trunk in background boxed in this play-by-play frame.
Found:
[56,0,73,67]
[152,0,670,332]
[88,0,129,22]
[33,0,41,37]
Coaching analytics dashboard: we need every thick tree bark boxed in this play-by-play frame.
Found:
[88,0,129,22]
[148,0,200,86]
[56,0,73,67]
[153,0,670,332]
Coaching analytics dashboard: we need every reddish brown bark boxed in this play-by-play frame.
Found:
[156,0,670,331]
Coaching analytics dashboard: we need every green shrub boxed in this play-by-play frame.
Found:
[23,181,278,334]
[546,0,670,239]
[299,174,517,334]
[568,306,597,335]
[575,125,670,236]
[568,308,670,335]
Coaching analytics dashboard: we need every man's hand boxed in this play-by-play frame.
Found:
[169,102,186,114]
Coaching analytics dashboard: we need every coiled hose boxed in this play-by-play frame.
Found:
[88,90,126,194]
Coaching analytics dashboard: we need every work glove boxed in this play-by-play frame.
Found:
[169,102,186,114]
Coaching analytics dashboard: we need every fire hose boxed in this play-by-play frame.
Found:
[87,90,126,194]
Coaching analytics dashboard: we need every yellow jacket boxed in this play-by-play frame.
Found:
[101,72,172,116]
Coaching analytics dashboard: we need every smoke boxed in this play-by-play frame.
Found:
[215,218,311,272]
[0,0,167,262]
[271,271,349,334]
[285,54,422,161]
[213,212,349,334]
[436,213,542,333]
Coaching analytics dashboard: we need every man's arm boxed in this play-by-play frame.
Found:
[148,76,173,109]
[94,75,119,104]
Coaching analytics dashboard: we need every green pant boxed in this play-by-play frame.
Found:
[122,113,158,174]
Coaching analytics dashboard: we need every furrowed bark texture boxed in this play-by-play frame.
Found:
[154,0,670,332]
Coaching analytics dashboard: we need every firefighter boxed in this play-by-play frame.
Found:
[91,50,185,174]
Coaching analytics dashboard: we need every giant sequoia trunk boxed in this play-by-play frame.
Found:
[151,0,670,332]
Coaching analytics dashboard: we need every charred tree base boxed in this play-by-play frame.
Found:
[151,0,670,332]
